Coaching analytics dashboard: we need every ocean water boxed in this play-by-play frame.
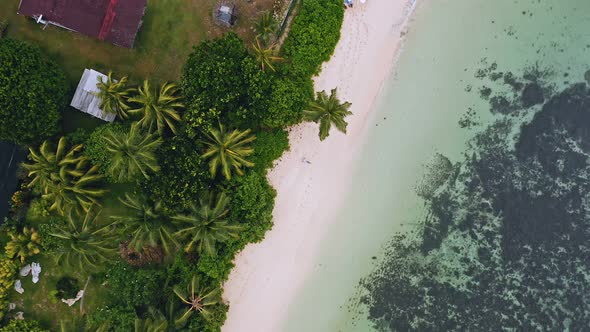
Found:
[283,0,590,331]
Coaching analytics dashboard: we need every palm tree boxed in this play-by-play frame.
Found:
[112,193,179,255]
[172,192,241,256]
[42,164,108,216]
[103,122,163,182]
[22,137,108,216]
[134,307,169,332]
[59,317,110,332]
[93,71,133,120]
[128,80,183,135]
[173,275,221,326]
[200,125,256,180]
[303,88,352,141]
[251,37,284,72]
[253,11,278,45]
[22,137,86,192]
[5,227,42,263]
[49,206,119,271]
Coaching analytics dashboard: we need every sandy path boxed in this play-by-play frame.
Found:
[222,1,416,331]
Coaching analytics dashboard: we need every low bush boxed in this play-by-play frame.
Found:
[181,33,251,134]
[264,75,313,128]
[55,276,80,299]
[0,319,49,332]
[105,262,166,308]
[25,198,51,224]
[229,172,276,243]
[250,129,289,173]
[87,305,136,332]
[65,127,91,146]
[85,123,128,177]
[0,257,16,321]
[139,135,209,212]
[0,38,67,146]
[281,0,344,77]
[35,216,66,251]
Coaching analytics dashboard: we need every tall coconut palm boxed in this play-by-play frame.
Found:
[134,307,169,332]
[59,317,110,332]
[251,37,284,72]
[200,125,256,180]
[5,227,42,264]
[41,164,108,216]
[303,88,352,141]
[103,122,163,182]
[128,80,183,135]
[172,192,241,256]
[22,137,86,192]
[49,206,119,271]
[93,71,133,120]
[173,275,221,326]
[253,11,278,45]
[22,137,107,216]
[112,193,179,255]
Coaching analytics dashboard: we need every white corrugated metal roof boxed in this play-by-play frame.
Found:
[70,69,116,122]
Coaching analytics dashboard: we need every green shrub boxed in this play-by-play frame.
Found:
[264,75,313,128]
[105,262,165,308]
[181,33,251,134]
[0,257,17,321]
[55,276,80,299]
[0,38,67,146]
[65,127,91,146]
[282,0,344,77]
[87,305,136,332]
[164,254,196,289]
[250,129,289,173]
[85,122,128,178]
[25,198,51,224]
[230,172,276,243]
[197,171,277,281]
[35,216,66,251]
[139,135,209,212]
[196,253,235,281]
[187,302,229,332]
[0,319,49,332]
[239,56,277,128]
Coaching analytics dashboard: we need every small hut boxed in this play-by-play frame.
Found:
[70,69,116,122]
[214,1,237,27]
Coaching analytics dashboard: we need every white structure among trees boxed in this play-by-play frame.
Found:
[70,69,116,122]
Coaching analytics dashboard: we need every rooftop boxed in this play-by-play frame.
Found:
[70,69,117,122]
[18,0,147,48]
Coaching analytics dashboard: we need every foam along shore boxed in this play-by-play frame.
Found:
[222,1,417,331]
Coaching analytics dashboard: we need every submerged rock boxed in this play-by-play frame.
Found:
[521,82,544,107]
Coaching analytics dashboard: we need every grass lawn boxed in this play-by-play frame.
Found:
[8,255,110,330]
[9,182,135,330]
[0,0,276,85]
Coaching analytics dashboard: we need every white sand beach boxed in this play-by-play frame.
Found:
[222,1,417,331]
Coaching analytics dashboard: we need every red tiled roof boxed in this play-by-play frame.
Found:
[18,0,147,48]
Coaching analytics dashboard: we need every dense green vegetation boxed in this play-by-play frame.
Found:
[0,38,67,146]
[0,0,346,330]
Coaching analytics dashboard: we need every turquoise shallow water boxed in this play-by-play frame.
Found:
[283,0,590,331]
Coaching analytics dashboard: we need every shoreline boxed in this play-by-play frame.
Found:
[222,1,418,331]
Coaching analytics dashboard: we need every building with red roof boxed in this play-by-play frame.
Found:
[18,0,147,48]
